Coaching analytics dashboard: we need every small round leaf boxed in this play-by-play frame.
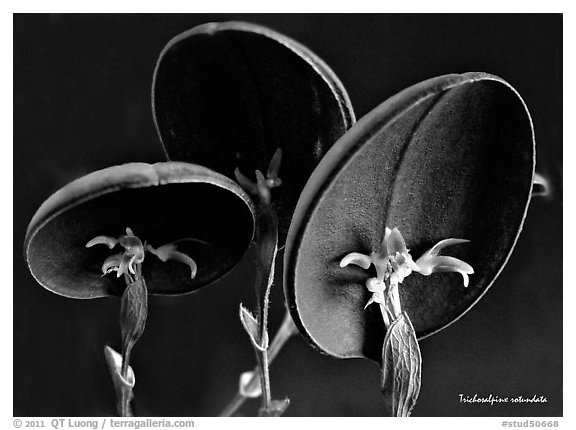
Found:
[152,21,355,241]
[25,162,256,299]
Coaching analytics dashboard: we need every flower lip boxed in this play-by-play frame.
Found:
[24,162,256,299]
[119,228,143,250]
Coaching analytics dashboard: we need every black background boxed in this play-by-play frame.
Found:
[14,14,562,417]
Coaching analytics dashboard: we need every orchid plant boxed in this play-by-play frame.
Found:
[86,227,198,416]
[339,227,473,416]
[24,161,256,418]
[231,149,293,417]
[151,21,355,417]
[22,19,547,418]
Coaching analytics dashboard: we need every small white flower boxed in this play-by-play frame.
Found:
[340,227,473,327]
[86,227,198,280]
[87,228,145,278]
[145,243,197,279]
[234,148,282,205]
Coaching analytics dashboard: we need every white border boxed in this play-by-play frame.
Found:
[5,5,572,428]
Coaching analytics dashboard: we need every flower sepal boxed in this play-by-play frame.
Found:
[339,227,473,328]
[414,239,474,287]
[235,148,283,206]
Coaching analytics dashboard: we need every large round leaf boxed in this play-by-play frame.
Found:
[25,162,255,299]
[152,21,355,241]
[285,73,534,362]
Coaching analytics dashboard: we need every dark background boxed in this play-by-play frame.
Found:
[14,14,562,417]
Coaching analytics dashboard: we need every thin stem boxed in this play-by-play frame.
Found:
[104,346,134,418]
[379,304,390,329]
[247,199,278,416]
[220,392,245,418]
[119,386,133,417]
[256,348,272,412]
[232,150,287,417]
[219,311,297,417]
[268,311,297,361]
[121,349,132,384]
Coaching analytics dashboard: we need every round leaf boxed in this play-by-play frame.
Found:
[152,21,355,241]
[284,73,534,362]
[25,162,256,299]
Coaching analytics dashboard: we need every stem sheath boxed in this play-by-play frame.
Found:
[114,268,148,417]
[220,311,297,417]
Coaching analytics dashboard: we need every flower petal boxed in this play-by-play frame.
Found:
[377,227,392,257]
[167,251,198,279]
[234,167,259,195]
[415,255,474,287]
[101,253,123,275]
[267,148,283,180]
[430,268,471,287]
[255,169,272,202]
[127,250,145,275]
[363,296,375,310]
[146,243,175,261]
[386,227,407,256]
[86,235,118,249]
[339,252,372,270]
[425,238,470,257]
[146,244,198,278]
